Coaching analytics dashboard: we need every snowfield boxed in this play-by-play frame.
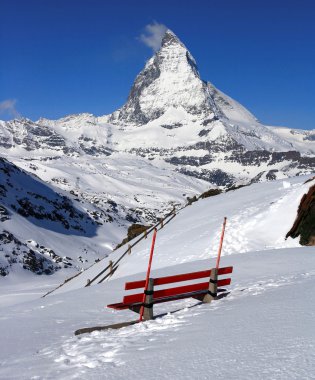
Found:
[0,248,314,380]
[0,175,314,379]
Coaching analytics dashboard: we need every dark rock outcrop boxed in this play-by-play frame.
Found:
[286,181,315,245]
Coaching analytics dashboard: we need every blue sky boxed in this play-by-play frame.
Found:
[0,0,314,129]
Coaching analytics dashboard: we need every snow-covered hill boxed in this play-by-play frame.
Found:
[49,174,314,296]
[0,175,314,379]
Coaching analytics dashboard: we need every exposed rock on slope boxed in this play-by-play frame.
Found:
[0,157,96,235]
[286,181,315,245]
[0,230,63,276]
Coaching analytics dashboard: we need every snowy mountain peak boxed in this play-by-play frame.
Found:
[108,29,212,127]
[106,30,301,154]
[158,29,199,77]
[160,29,186,49]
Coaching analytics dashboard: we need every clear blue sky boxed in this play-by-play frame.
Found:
[1,0,314,129]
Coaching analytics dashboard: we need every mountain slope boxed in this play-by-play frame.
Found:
[106,30,299,153]
[0,157,126,278]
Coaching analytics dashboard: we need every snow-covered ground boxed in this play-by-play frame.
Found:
[0,247,314,379]
[0,175,314,379]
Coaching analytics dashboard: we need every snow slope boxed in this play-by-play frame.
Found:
[51,175,314,295]
[268,126,315,154]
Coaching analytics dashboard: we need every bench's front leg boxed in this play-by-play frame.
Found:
[128,278,154,319]
[203,268,218,303]
[143,278,154,320]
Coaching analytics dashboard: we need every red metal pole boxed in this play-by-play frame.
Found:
[139,228,158,322]
[215,217,227,270]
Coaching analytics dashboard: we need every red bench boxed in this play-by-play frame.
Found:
[107,266,233,320]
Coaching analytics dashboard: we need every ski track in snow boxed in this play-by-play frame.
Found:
[38,269,315,379]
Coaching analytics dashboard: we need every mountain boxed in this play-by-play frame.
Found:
[0,29,314,280]
[105,29,314,185]
[2,30,313,186]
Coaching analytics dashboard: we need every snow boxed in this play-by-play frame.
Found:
[0,173,314,378]
[0,270,67,307]
[268,126,315,154]
[0,247,314,379]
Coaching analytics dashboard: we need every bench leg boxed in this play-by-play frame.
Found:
[128,278,154,320]
[202,268,218,303]
[143,278,154,320]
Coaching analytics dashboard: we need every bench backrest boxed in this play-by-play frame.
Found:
[125,266,233,290]
[123,266,233,304]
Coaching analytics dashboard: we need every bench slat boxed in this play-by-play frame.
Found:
[107,303,130,310]
[125,266,233,290]
[123,278,231,304]
[107,288,230,310]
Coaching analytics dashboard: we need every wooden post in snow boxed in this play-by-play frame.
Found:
[109,260,113,275]
[128,244,131,255]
